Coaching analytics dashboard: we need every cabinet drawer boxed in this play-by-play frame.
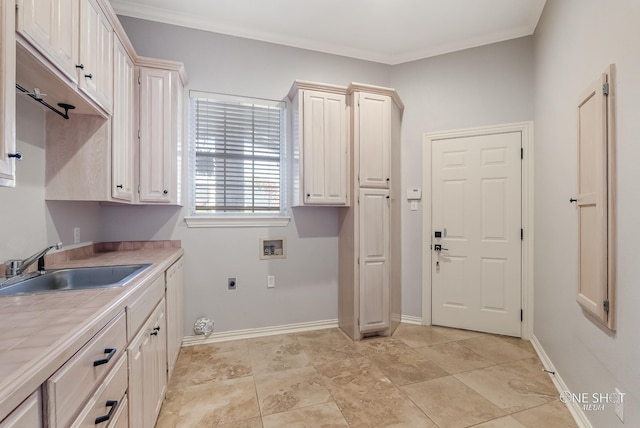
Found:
[70,354,128,428]
[0,390,42,427]
[127,274,164,340]
[47,311,127,428]
[107,394,128,428]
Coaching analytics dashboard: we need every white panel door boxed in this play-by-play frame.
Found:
[431,132,522,336]
[139,67,172,203]
[359,188,390,333]
[302,90,348,205]
[111,37,135,202]
[17,0,79,82]
[79,0,113,111]
[357,93,390,188]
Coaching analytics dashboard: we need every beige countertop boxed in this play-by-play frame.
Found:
[0,244,183,421]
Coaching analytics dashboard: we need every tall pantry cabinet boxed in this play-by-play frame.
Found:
[339,83,403,340]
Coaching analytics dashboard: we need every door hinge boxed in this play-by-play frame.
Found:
[137,184,141,194]
[521,228,524,240]
[521,147,524,159]
[603,82,610,96]
[603,299,610,313]
[357,257,360,265]
[137,130,141,139]
[520,309,523,322]
[357,318,360,326]
[138,74,141,85]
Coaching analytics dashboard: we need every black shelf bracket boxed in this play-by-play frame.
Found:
[16,84,75,120]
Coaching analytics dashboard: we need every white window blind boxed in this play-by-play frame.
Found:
[190,92,284,214]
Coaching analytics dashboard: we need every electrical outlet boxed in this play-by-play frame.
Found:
[267,275,275,288]
[73,227,80,244]
[228,277,236,290]
[615,387,624,422]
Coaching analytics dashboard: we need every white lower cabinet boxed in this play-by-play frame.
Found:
[0,391,42,428]
[165,258,184,378]
[127,298,167,428]
[358,188,390,333]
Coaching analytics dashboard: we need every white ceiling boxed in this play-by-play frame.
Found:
[110,0,547,65]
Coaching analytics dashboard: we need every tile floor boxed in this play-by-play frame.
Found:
[156,324,577,428]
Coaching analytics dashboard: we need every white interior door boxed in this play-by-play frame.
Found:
[431,132,522,336]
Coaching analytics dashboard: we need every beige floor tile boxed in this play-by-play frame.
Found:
[296,328,352,346]
[391,323,453,348]
[254,366,332,416]
[176,377,260,427]
[454,358,557,413]
[335,387,438,428]
[511,400,578,428]
[429,325,486,341]
[458,335,535,364]
[248,336,312,374]
[155,411,179,428]
[472,416,528,428]
[416,341,495,374]
[300,337,364,366]
[315,356,394,399]
[359,338,448,386]
[187,348,252,385]
[218,417,264,428]
[262,402,349,428]
[401,376,506,428]
[497,335,537,354]
[190,339,249,358]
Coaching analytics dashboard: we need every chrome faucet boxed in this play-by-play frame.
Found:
[4,243,63,278]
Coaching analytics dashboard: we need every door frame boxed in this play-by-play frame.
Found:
[422,121,534,339]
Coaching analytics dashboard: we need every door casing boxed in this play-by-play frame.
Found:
[422,121,534,339]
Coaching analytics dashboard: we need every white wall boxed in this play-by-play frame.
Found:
[0,98,102,263]
[111,17,392,334]
[390,37,535,316]
[533,1,640,426]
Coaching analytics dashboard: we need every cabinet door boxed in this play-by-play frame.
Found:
[127,299,167,428]
[0,0,16,187]
[112,37,135,202]
[357,93,391,188]
[166,258,184,379]
[79,0,113,112]
[16,0,79,83]
[302,90,348,205]
[138,67,173,203]
[359,188,390,333]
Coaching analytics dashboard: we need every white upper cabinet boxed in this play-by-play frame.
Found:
[138,65,183,204]
[78,0,113,113]
[289,82,349,206]
[356,92,391,188]
[16,0,80,83]
[0,0,16,187]
[111,36,135,202]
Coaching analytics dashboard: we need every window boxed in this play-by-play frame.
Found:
[187,91,288,227]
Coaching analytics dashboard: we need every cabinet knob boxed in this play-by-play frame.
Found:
[163,190,168,195]
[116,184,123,189]
[8,152,22,160]
[84,73,93,80]
[385,177,390,182]
[75,64,84,70]
[306,193,310,198]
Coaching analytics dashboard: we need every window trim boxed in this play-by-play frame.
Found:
[187,90,288,227]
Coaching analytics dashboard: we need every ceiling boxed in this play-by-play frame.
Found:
[110,0,547,65]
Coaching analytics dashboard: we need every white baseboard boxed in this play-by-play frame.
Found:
[182,318,339,347]
[530,335,592,428]
[401,315,423,325]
